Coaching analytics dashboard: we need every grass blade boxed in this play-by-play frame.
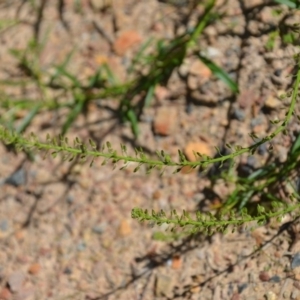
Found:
[197,54,239,94]
[274,0,299,8]
[144,85,155,107]
[16,104,41,134]
[61,96,84,135]
[126,108,139,137]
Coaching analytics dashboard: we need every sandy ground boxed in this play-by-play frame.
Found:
[0,0,300,299]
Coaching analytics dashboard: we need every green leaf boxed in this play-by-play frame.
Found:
[16,104,41,134]
[102,63,117,85]
[197,54,239,94]
[126,109,139,137]
[274,0,299,8]
[49,48,76,85]
[290,133,300,155]
[145,84,155,107]
[61,97,84,135]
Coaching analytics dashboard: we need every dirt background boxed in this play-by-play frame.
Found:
[0,0,300,299]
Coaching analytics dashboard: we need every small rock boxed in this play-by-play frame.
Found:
[277,145,288,163]
[260,7,276,24]
[152,190,162,200]
[0,220,9,232]
[187,75,199,90]
[259,271,270,282]
[76,241,87,252]
[293,267,300,281]
[189,59,212,78]
[184,141,212,162]
[66,195,74,204]
[63,267,72,275]
[294,281,300,290]
[292,253,300,269]
[113,30,142,56]
[5,168,26,187]
[238,283,248,293]
[258,143,268,156]
[8,271,25,293]
[190,286,201,294]
[14,230,25,241]
[171,255,182,270]
[90,0,111,10]
[264,95,281,109]
[153,106,177,136]
[269,275,281,283]
[92,262,103,278]
[94,54,108,66]
[187,59,212,90]
[250,116,263,129]
[231,107,245,121]
[0,287,12,300]
[154,85,170,102]
[190,89,219,105]
[118,219,131,237]
[274,69,282,77]
[213,285,221,300]
[182,141,212,174]
[231,293,240,300]
[265,291,276,300]
[200,46,221,58]
[92,222,107,234]
[185,103,193,114]
[237,89,256,109]
[178,59,190,77]
[251,227,265,246]
[155,274,173,297]
[291,290,299,300]
[282,291,290,299]
[28,263,41,275]
[14,288,34,300]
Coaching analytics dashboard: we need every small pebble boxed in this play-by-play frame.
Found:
[28,263,41,275]
[228,71,237,81]
[259,271,270,282]
[264,96,281,109]
[282,291,290,299]
[291,290,299,299]
[0,288,11,300]
[92,223,106,234]
[291,252,300,269]
[155,274,173,297]
[294,281,300,290]
[258,143,268,156]
[63,267,72,275]
[76,241,86,252]
[5,168,26,187]
[250,116,263,128]
[265,291,276,300]
[232,108,245,121]
[269,275,281,283]
[66,195,74,204]
[274,69,282,77]
[0,220,9,232]
[237,163,253,177]
[118,219,132,237]
[8,271,25,293]
[200,46,221,58]
[185,103,193,114]
[238,283,248,293]
[247,156,257,168]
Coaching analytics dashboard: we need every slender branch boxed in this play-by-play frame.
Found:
[0,66,298,170]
